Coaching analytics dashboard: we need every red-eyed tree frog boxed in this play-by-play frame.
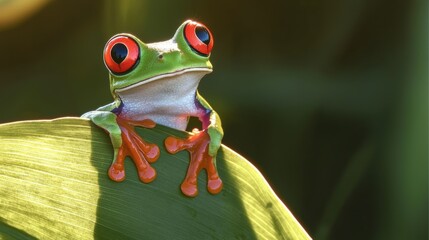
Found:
[81,20,223,197]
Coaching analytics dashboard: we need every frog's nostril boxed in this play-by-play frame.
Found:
[158,54,164,60]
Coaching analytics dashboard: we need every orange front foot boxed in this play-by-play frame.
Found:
[109,117,160,183]
[165,129,223,197]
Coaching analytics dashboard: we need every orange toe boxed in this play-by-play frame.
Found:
[108,163,125,182]
[207,178,223,195]
[138,166,157,183]
[165,136,183,154]
[145,144,160,163]
[181,181,198,197]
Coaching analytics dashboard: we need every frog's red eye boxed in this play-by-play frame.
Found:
[104,35,140,74]
[184,21,213,56]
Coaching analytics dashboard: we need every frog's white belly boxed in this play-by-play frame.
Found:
[116,69,209,131]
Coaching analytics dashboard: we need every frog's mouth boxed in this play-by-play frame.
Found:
[115,67,212,93]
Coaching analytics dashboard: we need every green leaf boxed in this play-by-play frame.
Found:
[0,117,310,239]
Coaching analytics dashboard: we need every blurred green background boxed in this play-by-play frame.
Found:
[0,0,427,239]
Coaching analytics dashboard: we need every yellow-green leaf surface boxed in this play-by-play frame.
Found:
[0,117,310,239]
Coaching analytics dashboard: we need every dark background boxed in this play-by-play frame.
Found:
[0,0,427,239]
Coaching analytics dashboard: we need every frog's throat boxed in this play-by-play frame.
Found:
[115,67,212,93]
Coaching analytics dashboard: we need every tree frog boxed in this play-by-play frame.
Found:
[82,20,223,197]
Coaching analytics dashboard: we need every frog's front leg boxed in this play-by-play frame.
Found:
[112,116,160,182]
[82,111,160,183]
[164,94,224,197]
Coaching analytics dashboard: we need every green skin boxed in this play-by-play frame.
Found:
[82,20,223,181]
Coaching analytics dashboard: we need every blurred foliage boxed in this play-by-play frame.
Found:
[0,0,50,30]
[0,0,426,239]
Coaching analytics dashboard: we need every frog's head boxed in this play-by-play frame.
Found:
[103,20,214,96]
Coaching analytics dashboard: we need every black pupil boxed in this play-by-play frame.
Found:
[111,43,128,64]
[195,26,210,44]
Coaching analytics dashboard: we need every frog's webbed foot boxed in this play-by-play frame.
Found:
[109,117,160,183]
[164,129,223,197]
